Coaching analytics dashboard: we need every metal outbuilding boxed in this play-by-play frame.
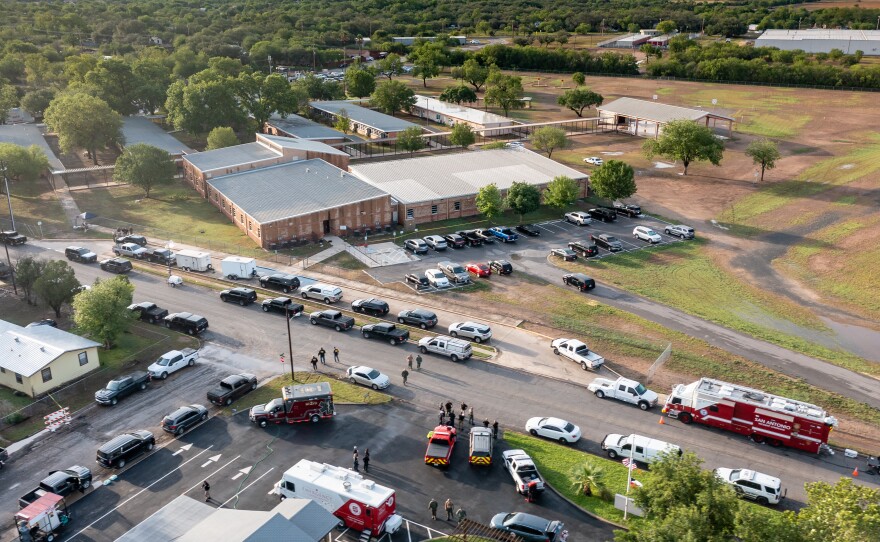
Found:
[597,97,733,138]
[756,29,880,56]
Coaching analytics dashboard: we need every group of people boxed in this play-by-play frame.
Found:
[428,497,467,523]
[401,353,423,385]
[351,445,371,472]
[310,347,341,371]
[438,401,500,437]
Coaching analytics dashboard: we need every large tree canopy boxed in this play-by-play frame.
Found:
[643,119,724,175]
[114,143,176,198]
[371,80,416,116]
[44,92,122,165]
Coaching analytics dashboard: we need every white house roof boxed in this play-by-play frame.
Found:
[349,148,587,204]
[0,124,64,171]
[414,95,514,127]
[0,320,100,377]
[121,117,195,156]
[598,97,733,123]
[309,101,418,133]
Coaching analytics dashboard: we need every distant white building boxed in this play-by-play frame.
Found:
[756,29,880,55]
[411,95,515,136]
[392,36,466,46]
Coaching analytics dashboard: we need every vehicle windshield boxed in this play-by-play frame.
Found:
[563,422,575,432]
[366,369,381,379]
[265,398,283,412]
[729,469,743,481]
[107,381,121,390]
[646,230,657,236]
[155,357,170,366]
[452,266,465,273]
[635,384,648,395]
[606,236,619,243]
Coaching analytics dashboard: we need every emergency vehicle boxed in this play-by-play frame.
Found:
[275,460,403,536]
[425,425,457,467]
[249,382,334,427]
[664,377,837,454]
[469,427,493,465]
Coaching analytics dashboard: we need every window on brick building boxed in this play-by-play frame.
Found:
[431,205,438,215]
[406,209,414,220]
[453,201,461,211]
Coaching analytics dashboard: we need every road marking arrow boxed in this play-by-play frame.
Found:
[172,443,193,456]
[231,466,252,481]
[201,454,221,468]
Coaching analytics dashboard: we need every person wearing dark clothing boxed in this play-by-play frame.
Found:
[333,347,340,363]
[202,480,211,501]
[363,449,370,472]
[401,369,409,385]
[460,402,468,413]
[492,420,499,439]
[311,356,318,371]
[407,354,414,369]
[318,348,326,365]
[416,355,422,370]
[353,453,359,471]
[429,498,438,520]
[445,401,453,415]
[483,418,490,428]
[458,413,464,429]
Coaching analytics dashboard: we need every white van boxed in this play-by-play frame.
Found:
[301,283,343,303]
[601,433,681,465]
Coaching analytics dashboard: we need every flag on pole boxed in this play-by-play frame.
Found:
[622,458,637,470]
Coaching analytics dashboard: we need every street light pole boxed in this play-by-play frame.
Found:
[1,162,14,231]
[285,306,296,383]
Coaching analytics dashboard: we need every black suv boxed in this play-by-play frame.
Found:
[456,230,483,247]
[164,312,209,335]
[115,234,147,246]
[563,273,596,291]
[100,258,132,274]
[613,202,642,217]
[261,296,304,316]
[259,273,300,293]
[65,246,97,263]
[489,260,513,275]
[351,298,390,316]
[309,310,355,331]
[143,248,176,265]
[0,230,27,245]
[591,233,623,251]
[96,430,155,468]
[220,287,257,306]
[569,241,599,257]
[443,233,467,249]
[397,309,438,329]
[162,404,208,436]
[588,208,617,222]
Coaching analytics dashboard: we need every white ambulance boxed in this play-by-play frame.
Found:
[275,460,403,535]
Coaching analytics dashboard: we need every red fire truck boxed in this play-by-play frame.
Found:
[664,377,837,454]
[275,460,403,536]
[425,425,457,467]
[249,382,334,427]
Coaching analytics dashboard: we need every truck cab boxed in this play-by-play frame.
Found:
[551,338,604,370]
[425,425,457,467]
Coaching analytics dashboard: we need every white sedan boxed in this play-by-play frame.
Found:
[525,417,582,443]
[346,366,390,390]
[425,269,450,288]
[583,156,603,166]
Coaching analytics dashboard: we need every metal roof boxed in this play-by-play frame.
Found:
[207,159,388,223]
[350,148,587,204]
[115,495,215,542]
[121,117,194,156]
[267,113,350,140]
[184,142,280,172]
[0,320,100,377]
[258,133,349,156]
[757,29,880,41]
[0,124,64,171]
[414,95,513,127]
[598,97,733,123]
[309,101,418,133]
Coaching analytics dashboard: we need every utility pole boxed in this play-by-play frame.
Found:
[284,306,296,385]
[1,162,18,294]
[268,55,273,75]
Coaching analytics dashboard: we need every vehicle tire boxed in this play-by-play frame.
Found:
[751,433,765,443]
[420,323,427,330]
[450,331,458,338]
[310,319,318,325]
[227,274,234,279]
[529,429,538,436]
[175,427,184,436]
[638,401,650,411]
[302,292,308,299]
[559,437,567,443]
[201,412,208,421]
[335,325,342,332]
[398,318,405,324]
[259,419,268,428]
[474,337,482,344]
[150,316,156,324]
[262,305,269,312]
[389,338,397,346]
[188,358,195,367]
[82,479,91,489]
[118,458,126,468]
[47,534,55,542]
[595,390,605,399]
[607,450,618,459]
[183,266,190,272]
[225,398,233,406]
[282,287,290,293]
[111,397,118,406]
[553,348,560,355]
[251,382,257,390]
[187,328,195,335]
[756,497,769,505]
[323,297,330,304]
[451,354,459,362]
[350,377,357,385]
[164,321,171,328]
[371,384,379,390]
[580,361,588,371]
[311,414,321,423]
[420,346,428,354]
[160,372,168,380]
[679,412,693,424]
[768,438,782,448]
[239,299,245,306]
[139,383,146,390]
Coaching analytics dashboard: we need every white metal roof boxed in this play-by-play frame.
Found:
[350,148,587,204]
[267,113,350,140]
[0,124,64,171]
[0,320,100,377]
[284,460,395,508]
[122,117,195,156]
[258,133,349,156]
[598,97,733,123]
[413,95,514,127]
[184,142,280,172]
[757,29,880,41]
[309,101,418,133]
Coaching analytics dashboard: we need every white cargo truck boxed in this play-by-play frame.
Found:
[175,249,214,272]
[220,256,256,279]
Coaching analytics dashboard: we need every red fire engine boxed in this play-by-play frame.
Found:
[249,382,334,427]
[275,460,403,536]
[664,377,837,454]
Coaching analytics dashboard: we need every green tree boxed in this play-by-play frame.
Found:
[0,84,18,124]
[114,143,175,198]
[345,64,377,98]
[543,175,579,209]
[449,123,476,147]
[475,183,504,221]
[798,478,880,542]
[34,260,81,318]
[235,72,302,131]
[569,461,606,497]
[734,505,804,542]
[396,126,425,153]
[484,71,523,116]
[505,181,541,223]
[643,119,724,175]
[745,138,781,181]
[656,20,678,35]
[292,74,345,101]
[80,58,141,115]
[206,127,239,150]
[14,256,46,305]
[439,84,477,105]
[572,72,586,86]
[452,59,490,92]
[20,88,55,119]
[44,93,122,165]
[376,53,404,80]
[557,89,604,118]
[589,160,637,201]
[334,109,351,134]
[72,275,135,349]
[0,143,49,184]
[410,41,446,88]
[165,78,246,134]
[370,80,416,116]
[531,126,568,158]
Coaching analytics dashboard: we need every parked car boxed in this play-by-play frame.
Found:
[163,313,209,335]
[115,234,147,246]
[525,417,582,443]
[715,468,784,505]
[0,230,27,245]
[583,156,603,165]
[613,201,642,217]
[633,226,662,243]
[143,247,176,265]
[405,273,430,289]
[588,208,616,222]
[516,224,540,237]
[346,366,390,390]
[418,335,472,361]
[100,258,132,274]
[489,260,513,275]
[301,283,343,303]
[456,230,483,247]
[148,348,200,379]
[665,224,695,239]
[423,235,448,250]
[65,246,97,263]
[473,229,496,244]
[438,261,470,284]
[310,310,355,331]
[488,226,519,243]
[361,322,409,345]
[404,238,429,254]
[351,298,390,316]
[591,233,623,251]
[568,241,599,257]
[490,512,564,542]
[564,212,592,226]
[398,309,438,329]
[443,233,467,249]
[96,430,155,468]
[220,287,257,306]
[128,301,168,323]
[551,248,577,261]
[259,273,300,293]
[207,374,258,406]
[563,273,596,291]
[95,372,150,406]
[113,242,148,259]
[465,262,491,278]
[449,321,492,343]
[161,404,208,436]
[424,269,450,288]
[261,296,304,316]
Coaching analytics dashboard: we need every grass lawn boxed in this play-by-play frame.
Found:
[322,251,369,270]
[5,179,73,237]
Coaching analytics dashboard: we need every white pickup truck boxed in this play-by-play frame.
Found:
[550,338,604,370]
[588,377,659,410]
[147,348,199,380]
[502,449,545,495]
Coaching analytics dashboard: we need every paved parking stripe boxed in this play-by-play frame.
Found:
[219,466,276,508]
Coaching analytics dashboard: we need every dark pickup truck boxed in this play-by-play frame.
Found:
[95,371,150,406]
[128,301,169,324]
[309,310,354,332]
[19,465,92,508]
[207,373,258,406]
[1,230,27,245]
[361,322,410,345]
[143,247,176,265]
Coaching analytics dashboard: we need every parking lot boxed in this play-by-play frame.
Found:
[367,211,689,289]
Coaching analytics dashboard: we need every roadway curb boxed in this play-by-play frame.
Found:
[541,479,630,531]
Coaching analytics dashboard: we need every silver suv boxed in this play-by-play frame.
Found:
[448,321,492,343]
[438,261,470,284]
[665,224,695,239]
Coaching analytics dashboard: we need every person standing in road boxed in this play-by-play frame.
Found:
[460,402,468,414]
[492,420,499,439]
[456,507,467,524]
[318,348,326,365]
[353,452,360,472]
[401,369,409,386]
[311,356,318,371]
[429,498,438,520]
[334,347,340,363]
[439,408,446,424]
[407,354,414,369]
[363,449,370,472]
[444,498,454,520]
[202,480,211,501]
[483,418,490,428]
[416,354,422,370]
[458,412,464,429]
[468,407,474,425]
[445,401,453,415]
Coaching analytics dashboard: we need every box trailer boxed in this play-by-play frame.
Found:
[220,256,256,280]
[175,250,213,272]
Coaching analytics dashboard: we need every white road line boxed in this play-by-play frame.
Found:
[66,446,213,540]
[218,466,276,508]
[180,455,241,495]
[172,443,193,456]
[231,466,252,480]
[201,453,222,467]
